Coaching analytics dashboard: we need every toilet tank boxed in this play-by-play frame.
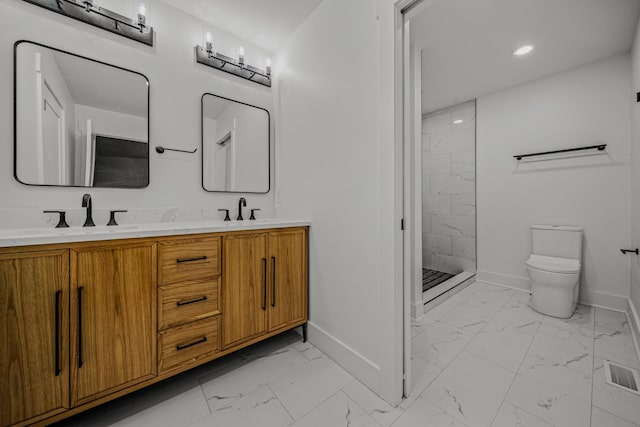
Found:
[531,225,583,260]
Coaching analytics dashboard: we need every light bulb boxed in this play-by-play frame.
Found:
[238,46,245,66]
[137,3,146,28]
[265,58,272,76]
[205,32,213,55]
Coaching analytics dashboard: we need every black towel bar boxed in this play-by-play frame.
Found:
[514,144,606,161]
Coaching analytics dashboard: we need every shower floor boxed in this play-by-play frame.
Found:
[422,268,455,293]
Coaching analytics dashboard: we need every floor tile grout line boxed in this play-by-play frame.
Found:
[413,290,513,426]
[197,337,311,408]
[338,381,386,427]
[265,383,297,425]
[485,298,546,427]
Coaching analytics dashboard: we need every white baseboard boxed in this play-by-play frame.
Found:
[628,298,640,366]
[306,321,381,391]
[476,270,628,312]
[411,301,424,320]
[580,291,628,312]
[476,270,529,291]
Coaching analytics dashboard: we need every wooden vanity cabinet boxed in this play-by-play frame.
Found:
[0,250,70,427]
[0,226,307,426]
[70,241,156,406]
[222,228,308,349]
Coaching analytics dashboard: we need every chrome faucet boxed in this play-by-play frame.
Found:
[237,197,247,221]
[82,194,95,227]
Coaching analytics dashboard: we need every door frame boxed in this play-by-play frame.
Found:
[394,0,426,398]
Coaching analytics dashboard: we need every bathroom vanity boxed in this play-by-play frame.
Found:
[0,220,308,427]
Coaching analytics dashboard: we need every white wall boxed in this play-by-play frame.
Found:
[0,0,275,228]
[477,53,633,310]
[275,0,401,404]
[631,19,640,316]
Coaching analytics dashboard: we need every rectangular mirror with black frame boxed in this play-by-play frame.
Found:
[14,40,150,189]
[202,93,270,193]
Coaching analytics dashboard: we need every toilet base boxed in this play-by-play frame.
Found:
[530,280,579,319]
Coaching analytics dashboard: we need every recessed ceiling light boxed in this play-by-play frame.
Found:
[513,44,534,56]
[453,119,464,124]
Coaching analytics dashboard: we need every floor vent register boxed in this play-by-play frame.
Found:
[603,360,640,395]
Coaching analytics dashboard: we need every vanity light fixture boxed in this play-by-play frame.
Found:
[21,0,154,46]
[195,40,272,87]
[513,44,534,56]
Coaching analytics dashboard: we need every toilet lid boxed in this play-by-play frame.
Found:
[526,255,580,274]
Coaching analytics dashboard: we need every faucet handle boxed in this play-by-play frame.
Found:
[218,209,231,221]
[43,211,69,228]
[107,210,128,226]
[249,209,260,220]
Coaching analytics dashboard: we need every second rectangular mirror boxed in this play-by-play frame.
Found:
[202,93,270,193]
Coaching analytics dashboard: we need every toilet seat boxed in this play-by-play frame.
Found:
[526,254,580,274]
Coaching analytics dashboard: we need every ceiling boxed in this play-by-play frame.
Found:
[410,0,640,113]
[160,0,324,52]
[53,52,148,118]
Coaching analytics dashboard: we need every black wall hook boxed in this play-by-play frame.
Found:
[156,146,197,154]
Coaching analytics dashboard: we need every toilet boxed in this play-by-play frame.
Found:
[526,225,582,318]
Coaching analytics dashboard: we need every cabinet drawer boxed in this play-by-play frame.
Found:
[158,279,220,330]
[158,237,220,285]
[158,317,220,373]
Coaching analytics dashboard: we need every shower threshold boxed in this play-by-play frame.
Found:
[423,270,475,309]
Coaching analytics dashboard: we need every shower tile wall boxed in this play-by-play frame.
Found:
[422,101,476,275]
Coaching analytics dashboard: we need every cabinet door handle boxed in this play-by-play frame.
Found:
[176,336,207,351]
[271,256,276,307]
[262,258,267,311]
[77,286,84,368]
[176,256,207,263]
[176,296,208,306]
[54,290,61,376]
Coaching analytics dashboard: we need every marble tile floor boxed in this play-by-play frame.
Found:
[56,281,640,427]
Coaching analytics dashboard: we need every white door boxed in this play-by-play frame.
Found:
[41,83,65,185]
[84,119,96,187]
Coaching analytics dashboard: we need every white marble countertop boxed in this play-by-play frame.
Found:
[0,219,311,248]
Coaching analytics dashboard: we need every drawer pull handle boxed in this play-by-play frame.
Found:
[176,336,207,351]
[176,256,208,264]
[176,296,208,307]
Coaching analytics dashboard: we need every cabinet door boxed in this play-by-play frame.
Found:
[222,234,267,349]
[71,243,156,405]
[268,229,308,331]
[0,250,69,427]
